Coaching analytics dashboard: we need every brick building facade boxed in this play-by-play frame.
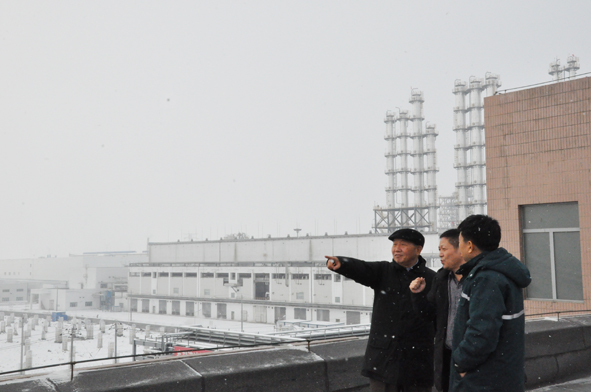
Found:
[485,76,591,315]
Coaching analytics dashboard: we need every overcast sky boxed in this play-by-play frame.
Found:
[1,1,589,258]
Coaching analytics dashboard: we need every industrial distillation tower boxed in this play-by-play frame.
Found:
[374,89,439,233]
[549,55,580,81]
[452,72,501,220]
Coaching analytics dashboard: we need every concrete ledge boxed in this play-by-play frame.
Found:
[1,378,59,392]
[310,339,368,391]
[3,316,591,391]
[52,361,202,392]
[525,356,558,387]
[525,319,587,357]
[555,349,591,381]
[525,315,591,389]
[183,347,327,392]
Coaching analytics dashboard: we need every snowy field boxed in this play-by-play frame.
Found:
[0,304,276,379]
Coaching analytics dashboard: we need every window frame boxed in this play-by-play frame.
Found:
[521,201,583,302]
[522,226,581,301]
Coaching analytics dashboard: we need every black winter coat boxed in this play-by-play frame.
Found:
[336,255,436,387]
[450,248,531,392]
[411,268,453,392]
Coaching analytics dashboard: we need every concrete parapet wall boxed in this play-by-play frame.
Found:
[3,316,591,391]
[525,316,591,388]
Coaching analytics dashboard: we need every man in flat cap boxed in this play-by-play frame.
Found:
[326,229,436,392]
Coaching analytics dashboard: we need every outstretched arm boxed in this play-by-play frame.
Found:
[324,256,385,288]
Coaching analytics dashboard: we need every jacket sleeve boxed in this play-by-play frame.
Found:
[452,273,505,372]
[335,256,385,289]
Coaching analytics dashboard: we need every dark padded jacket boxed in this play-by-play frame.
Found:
[336,255,436,387]
[411,268,453,391]
[450,248,531,392]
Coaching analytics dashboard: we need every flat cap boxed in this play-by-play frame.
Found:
[388,228,425,247]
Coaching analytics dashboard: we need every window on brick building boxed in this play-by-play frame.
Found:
[521,202,583,301]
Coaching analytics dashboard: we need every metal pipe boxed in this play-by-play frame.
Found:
[410,89,424,208]
[70,325,75,380]
[384,111,396,208]
[399,110,410,209]
[565,55,580,78]
[548,59,564,81]
[453,80,468,220]
[19,316,25,374]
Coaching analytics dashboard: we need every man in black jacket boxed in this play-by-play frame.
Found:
[449,215,531,392]
[325,229,436,392]
[409,229,465,392]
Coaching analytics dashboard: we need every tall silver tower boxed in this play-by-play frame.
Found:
[374,89,439,233]
[452,72,501,220]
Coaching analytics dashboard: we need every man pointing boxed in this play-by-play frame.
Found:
[326,228,436,392]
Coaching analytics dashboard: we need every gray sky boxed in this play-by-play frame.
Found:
[1,1,589,258]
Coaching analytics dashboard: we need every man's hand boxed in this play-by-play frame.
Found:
[325,256,341,270]
[409,277,426,293]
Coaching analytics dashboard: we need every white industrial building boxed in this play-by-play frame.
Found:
[0,280,31,304]
[128,234,439,325]
[0,251,146,312]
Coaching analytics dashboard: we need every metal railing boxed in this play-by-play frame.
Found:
[525,309,591,321]
[0,324,372,382]
[270,323,371,340]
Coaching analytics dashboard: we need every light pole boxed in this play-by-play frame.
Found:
[19,316,26,373]
[224,283,243,332]
[239,291,243,332]
[114,322,118,364]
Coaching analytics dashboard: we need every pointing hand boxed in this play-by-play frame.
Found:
[325,256,341,270]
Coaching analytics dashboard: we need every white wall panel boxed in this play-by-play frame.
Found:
[170,277,183,296]
[199,242,217,262]
[355,237,390,261]
[220,242,236,262]
[128,276,140,294]
[313,278,331,304]
[332,238,359,257]
[270,278,289,301]
[149,234,434,265]
[156,277,169,296]
[140,276,151,295]
[342,279,365,306]
[183,276,198,297]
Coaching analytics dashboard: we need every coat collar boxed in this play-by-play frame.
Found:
[457,251,488,281]
[392,255,427,271]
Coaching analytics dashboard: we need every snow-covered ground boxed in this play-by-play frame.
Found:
[0,304,276,379]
